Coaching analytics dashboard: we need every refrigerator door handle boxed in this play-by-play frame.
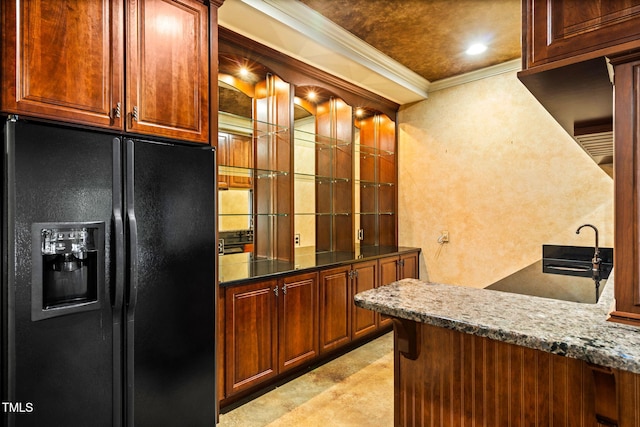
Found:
[112,138,124,427]
[113,138,125,309]
[125,139,139,312]
[125,139,138,427]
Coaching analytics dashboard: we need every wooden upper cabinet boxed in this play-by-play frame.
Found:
[126,0,209,142]
[524,0,640,69]
[609,53,640,326]
[1,0,209,143]
[1,0,124,128]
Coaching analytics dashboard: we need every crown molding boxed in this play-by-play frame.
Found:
[238,0,431,99]
[427,58,522,92]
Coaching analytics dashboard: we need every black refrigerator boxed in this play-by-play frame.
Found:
[1,117,216,426]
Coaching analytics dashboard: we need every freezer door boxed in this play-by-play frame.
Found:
[124,139,215,426]
[3,120,119,427]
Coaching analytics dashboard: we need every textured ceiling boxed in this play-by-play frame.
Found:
[298,0,522,82]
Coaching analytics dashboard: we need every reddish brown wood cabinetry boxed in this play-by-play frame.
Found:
[351,261,378,340]
[523,0,640,69]
[319,266,352,354]
[1,0,124,129]
[126,0,209,142]
[278,273,319,372]
[218,132,253,189]
[219,250,419,406]
[520,0,640,327]
[378,252,419,328]
[223,272,318,398]
[394,320,640,427]
[1,0,209,143]
[609,53,640,325]
[224,279,278,396]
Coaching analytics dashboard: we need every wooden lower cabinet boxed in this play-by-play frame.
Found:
[319,266,352,354]
[351,260,378,340]
[379,251,420,328]
[223,272,318,398]
[278,272,319,372]
[224,279,278,396]
[399,252,418,280]
[220,251,420,403]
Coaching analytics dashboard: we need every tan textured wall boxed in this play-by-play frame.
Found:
[398,71,614,288]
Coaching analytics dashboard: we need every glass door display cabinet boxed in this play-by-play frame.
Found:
[355,112,397,251]
[293,87,354,268]
[217,54,292,282]
[216,42,399,282]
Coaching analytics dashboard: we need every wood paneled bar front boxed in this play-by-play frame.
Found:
[355,277,640,427]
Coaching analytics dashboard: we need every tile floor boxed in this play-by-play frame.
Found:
[218,332,394,427]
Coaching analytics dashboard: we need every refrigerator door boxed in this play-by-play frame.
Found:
[124,139,215,426]
[2,119,120,427]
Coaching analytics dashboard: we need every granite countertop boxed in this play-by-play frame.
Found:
[354,272,640,374]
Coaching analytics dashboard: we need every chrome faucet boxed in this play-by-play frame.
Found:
[576,224,601,274]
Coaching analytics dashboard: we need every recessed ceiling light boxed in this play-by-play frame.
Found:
[466,43,487,56]
[239,67,249,77]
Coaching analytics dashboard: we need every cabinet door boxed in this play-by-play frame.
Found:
[319,266,352,354]
[224,280,278,396]
[217,133,230,190]
[525,0,640,68]
[228,133,253,188]
[399,251,419,280]
[378,256,399,328]
[1,0,124,128]
[610,54,640,326]
[278,272,319,373]
[352,261,378,340]
[126,0,209,143]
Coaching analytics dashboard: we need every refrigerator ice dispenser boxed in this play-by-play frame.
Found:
[31,222,105,320]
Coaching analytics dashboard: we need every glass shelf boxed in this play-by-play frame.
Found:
[354,143,395,158]
[295,211,352,215]
[219,165,289,179]
[294,172,350,184]
[219,212,290,217]
[219,111,289,139]
[294,128,352,149]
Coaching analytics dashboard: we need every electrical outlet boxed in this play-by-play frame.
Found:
[294,234,301,246]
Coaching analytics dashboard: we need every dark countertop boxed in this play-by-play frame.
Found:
[485,260,602,303]
[219,245,421,286]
